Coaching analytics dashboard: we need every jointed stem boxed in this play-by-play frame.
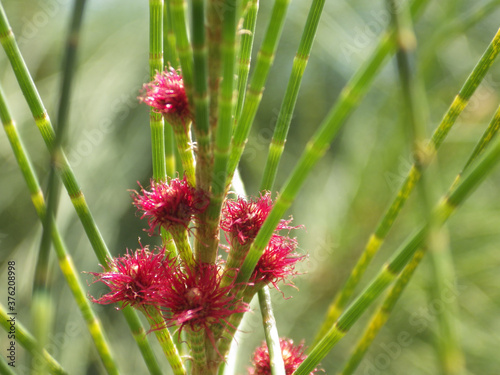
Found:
[312,25,500,344]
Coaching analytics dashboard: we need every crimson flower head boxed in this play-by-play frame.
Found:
[161,263,249,333]
[139,67,191,123]
[88,246,170,309]
[249,338,319,375]
[132,177,209,235]
[221,192,293,245]
[251,235,304,290]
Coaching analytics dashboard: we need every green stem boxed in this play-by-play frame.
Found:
[235,0,430,286]
[164,0,179,67]
[198,0,239,264]
[0,86,119,374]
[221,238,251,288]
[235,0,259,122]
[311,22,500,347]
[143,306,187,375]
[259,0,325,191]
[169,0,194,103]
[186,327,208,374]
[207,0,223,133]
[150,0,166,181]
[295,132,500,375]
[226,0,291,188]
[170,119,197,186]
[0,304,67,375]
[170,225,195,268]
[0,6,163,373]
[192,0,212,191]
[259,286,286,375]
[338,248,426,375]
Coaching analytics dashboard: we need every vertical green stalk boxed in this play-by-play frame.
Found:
[32,2,87,371]
[169,0,194,102]
[338,248,426,375]
[207,0,222,132]
[312,25,500,345]
[170,225,195,268]
[259,287,286,375]
[192,0,212,191]
[143,306,187,375]
[0,305,67,375]
[0,6,162,373]
[186,327,208,375]
[0,86,119,374]
[235,0,259,122]
[199,0,239,264]
[150,0,166,181]
[260,0,325,191]
[390,1,465,373]
[170,120,196,186]
[234,0,430,286]
[295,133,500,375]
[163,0,178,178]
[226,0,291,188]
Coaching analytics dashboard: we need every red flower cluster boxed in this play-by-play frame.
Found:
[139,67,191,123]
[249,338,319,375]
[132,177,209,235]
[88,246,170,308]
[161,263,249,332]
[220,192,293,245]
[90,247,248,332]
[251,235,304,289]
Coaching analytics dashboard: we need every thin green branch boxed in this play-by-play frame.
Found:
[0,304,67,375]
[235,0,259,122]
[295,134,500,374]
[0,6,162,373]
[0,85,119,374]
[236,0,431,286]
[259,0,325,191]
[312,25,500,345]
[259,287,286,375]
[226,0,292,188]
[150,0,166,181]
[198,0,239,264]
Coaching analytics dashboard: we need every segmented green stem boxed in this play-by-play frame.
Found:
[192,0,212,191]
[199,0,239,264]
[259,286,286,375]
[168,119,196,186]
[260,0,325,191]
[170,225,195,268]
[295,134,500,375]
[0,7,162,373]
[207,0,222,131]
[392,2,465,372]
[164,0,179,67]
[235,0,429,285]
[150,0,166,181]
[235,0,258,121]
[0,304,67,375]
[312,25,500,344]
[339,248,426,375]
[226,0,291,188]
[0,87,119,374]
[169,0,194,102]
[221,239,251,288]
[163,0,178,178]
[187,327,208,375]
[143,306,187,375]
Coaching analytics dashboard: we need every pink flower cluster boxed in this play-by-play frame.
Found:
[89,246,248,333]
[249,338,320,375]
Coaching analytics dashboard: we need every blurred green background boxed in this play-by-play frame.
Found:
[1,0,500,374]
